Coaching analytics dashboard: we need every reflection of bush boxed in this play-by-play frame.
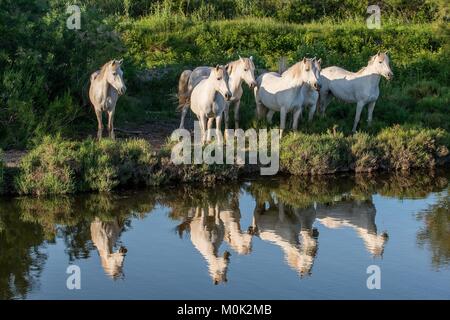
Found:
[417,189,450,269]
[0,201,47,299]
[162,183,242,221]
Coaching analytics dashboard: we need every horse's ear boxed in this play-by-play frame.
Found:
[249,56,253,61]
[215,65,220,71]
[377,50,381,56]
[303,57,307,63]
[225,63,232,74]
[118,58,123,65]
[317,58,322,65]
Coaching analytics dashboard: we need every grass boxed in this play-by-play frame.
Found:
[116,16,449,134]
[3,124,449,196]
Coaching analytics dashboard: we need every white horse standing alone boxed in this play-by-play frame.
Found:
[89,59,127,140]
[190,65,232,144]
[318,52,393,132]
[178,56,257,130]
[254,58,320,136]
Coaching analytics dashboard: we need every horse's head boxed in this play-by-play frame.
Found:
[212,251,231,285]
[370,51,394,80]
[211,65,232,101]
[312,57,322,90]
[233,56,257,89]
[301,57,321,91]
[105,59,127,95]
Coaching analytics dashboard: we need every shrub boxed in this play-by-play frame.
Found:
[377,125,450,171]
[16,136,158,195]
[280,131,352,175]
[351,132,381,172]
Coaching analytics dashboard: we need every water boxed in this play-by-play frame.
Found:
[1,172,449,300]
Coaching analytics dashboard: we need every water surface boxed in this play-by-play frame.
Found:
[1,172,449,299]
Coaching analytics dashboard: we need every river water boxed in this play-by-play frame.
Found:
[1,171,449,299]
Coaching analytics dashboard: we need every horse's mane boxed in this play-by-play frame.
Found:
[98,60,113,79]
[227,57,255,76]
[282,61,303,79]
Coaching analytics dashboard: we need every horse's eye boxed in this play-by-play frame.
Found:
[244,69,248,72]
[113,72,117,76]
[379,61,383,64]
[217,77,221,81]
[306,68,310,72]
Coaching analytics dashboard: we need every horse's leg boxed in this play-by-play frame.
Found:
[352,101,365,133]
[266,110,275,124]
[224,102,230,130]
[200,115,208,145]
[206,117,214,142]
[280,107,287,138]
[319,91,332,116]
[292,107,302,131]
[107,109,115,140]
[254,87,267,120]
[95,109,103,140]
[233,99,241,129]
[216,114,223,144]
[308,100,317,122]
[367,101,376,126]
[179,105,189,129]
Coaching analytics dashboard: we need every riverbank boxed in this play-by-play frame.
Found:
[1,125,449,196]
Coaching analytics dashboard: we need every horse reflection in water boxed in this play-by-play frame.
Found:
[90,218,128,279]
[251,191,388,277]
[175,192,253,284]
[315,200,388,257]
[252,201,319,277]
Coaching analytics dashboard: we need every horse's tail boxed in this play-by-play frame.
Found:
[278,56,288,74]
[177,69,192,111]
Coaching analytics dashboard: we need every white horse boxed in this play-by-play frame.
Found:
[279,58,322,123]
[254,58,320,136]
[178,56,257,130]
[190,65,232,144]
[90,218,127,279]
[318,52,394,132]
[89,59,127,140]
[177,206,231,285]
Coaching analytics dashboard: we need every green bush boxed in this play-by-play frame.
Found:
[15,136,158,195]
[377,125,450,171]
[280,126,450,175]
[280,131,352,175]
[351,132,381,173]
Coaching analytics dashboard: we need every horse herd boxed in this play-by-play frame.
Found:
[89,52,393,141]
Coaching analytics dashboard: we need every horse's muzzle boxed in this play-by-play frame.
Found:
[225,92,232,101]
[119,86,127,95]
[386,72,394,80]
[313,83,321,91]
[250,81,257,89]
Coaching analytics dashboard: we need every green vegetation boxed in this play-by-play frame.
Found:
[1,1,449,194]
[281,125,450,175]
[1,1,449,149]
[15,136,159,195]
[11,136,242,195]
